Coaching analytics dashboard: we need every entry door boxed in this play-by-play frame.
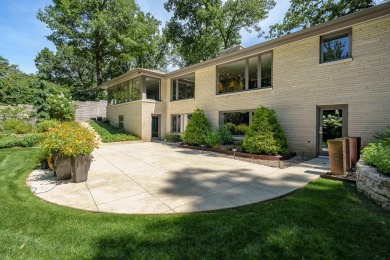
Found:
[151,116,159,139]
[317,106,348,156]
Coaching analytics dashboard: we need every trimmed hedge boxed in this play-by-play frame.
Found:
[89,121,139,143]
[182,108,211,145]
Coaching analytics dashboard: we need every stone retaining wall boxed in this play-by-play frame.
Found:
[356,160,390,211]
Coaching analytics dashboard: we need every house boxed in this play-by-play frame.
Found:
[100,2,390,157]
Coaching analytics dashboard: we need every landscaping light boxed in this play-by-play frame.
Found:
[201,144,205,153]
[232,148,237,159]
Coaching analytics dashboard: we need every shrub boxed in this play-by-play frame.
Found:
[0,105,34,121]
[37,119,61,133]
[2,119,36,134]
[182,108,211,145]
[218,126,233,144]
[89,121,139,143]
[362,142,390,175]
[204,131,222,148]
[235,124,249,135]
[47,93,77,121]
[40,122,98,157]
[243,106,288,155]
[165,133,182,142]
[0,133,43,149]
[225,122,236,134]
[374,126,390,145]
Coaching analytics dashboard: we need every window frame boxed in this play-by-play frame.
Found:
[145,76,161,101]
[171,114,192,133]
[171,72,196,101]
[320,29,352,64]
[216,51,273,95]
[219,109,255,132]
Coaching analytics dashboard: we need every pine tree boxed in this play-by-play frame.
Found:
[243,106,288,155]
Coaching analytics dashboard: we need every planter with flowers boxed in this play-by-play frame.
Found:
[40,122,99,182]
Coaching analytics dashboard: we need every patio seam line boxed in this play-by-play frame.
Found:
[85,182,100,212]
[92,191,150,207]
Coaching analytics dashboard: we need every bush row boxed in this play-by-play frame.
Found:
[181,107,288,155]
[88,121,139,143]
[0,133,44,149]
[0,119,61,134]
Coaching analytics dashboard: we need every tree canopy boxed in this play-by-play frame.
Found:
[164,0,275,67]
[268,0,376,39]
[37,0,168,99]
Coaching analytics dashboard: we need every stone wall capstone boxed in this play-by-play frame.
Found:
[356,159,390,211]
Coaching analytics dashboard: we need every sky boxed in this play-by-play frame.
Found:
[0,0,295,74]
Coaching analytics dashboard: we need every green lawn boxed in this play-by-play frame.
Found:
[0,148,389,259]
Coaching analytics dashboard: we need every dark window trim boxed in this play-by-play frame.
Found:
[171,72,196,101]
[216,51,273,95]
[320,28,352,64]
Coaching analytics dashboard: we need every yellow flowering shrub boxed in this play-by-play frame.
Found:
[40,122,99,157]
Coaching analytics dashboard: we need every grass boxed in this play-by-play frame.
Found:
[88,120,139,143]
[0,148,389,259]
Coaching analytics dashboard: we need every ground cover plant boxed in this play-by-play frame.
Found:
[89,120,139,143]
[0,148,389,259]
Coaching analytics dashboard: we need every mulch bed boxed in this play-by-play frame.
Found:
[321,169,357,183]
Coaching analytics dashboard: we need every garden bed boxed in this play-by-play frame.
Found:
[178,144,295,161]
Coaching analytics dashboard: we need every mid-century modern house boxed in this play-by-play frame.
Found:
[100,3,390,157]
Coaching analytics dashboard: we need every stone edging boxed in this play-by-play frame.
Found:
[356,159,390,211]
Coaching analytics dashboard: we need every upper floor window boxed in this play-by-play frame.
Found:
[172,73,195,101]
[320,30,351,63]
[146,76,160,101]
[218,52,272,94]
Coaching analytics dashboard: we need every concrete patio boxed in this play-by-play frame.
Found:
[27,142,330,214]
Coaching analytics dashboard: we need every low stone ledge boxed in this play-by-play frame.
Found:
[356,159,390,211]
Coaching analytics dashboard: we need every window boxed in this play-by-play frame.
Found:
[221,111,254,135]
[130,77,141,101]
[172,73,195,100]
[146,77,160,101]
[321,31,351,63]
[171,114,191,133]
[218,52,272,94]
[118,115,124,129]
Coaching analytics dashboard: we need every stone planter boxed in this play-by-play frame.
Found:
[71,154,92,183]
[53,153,72,180]
[356,159,390,211]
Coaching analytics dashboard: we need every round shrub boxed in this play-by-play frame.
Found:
[165,133,182,142]
[47,93,77,121]
[204,131,222,148]
[235,124,249,135]
[243,107,288,155]
[182,108,211,145]
[37,119,61,133]
[40,122,98,157]
[2,119,36,134]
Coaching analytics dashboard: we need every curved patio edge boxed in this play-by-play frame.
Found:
[27,142,330,214]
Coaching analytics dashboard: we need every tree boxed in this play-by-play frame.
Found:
[37,0,167,89]
[242,107,288,155]
[182,108,211,145]
[164,0,275,67]
[0,56,38,105]
[268,0,376,39]
[34,80,51,121]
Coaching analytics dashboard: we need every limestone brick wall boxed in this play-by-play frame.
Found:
[356,160,390,211]
[164,15,390,156]
[106,101,142,138]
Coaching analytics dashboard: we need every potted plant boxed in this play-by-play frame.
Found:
[40,122,99,182]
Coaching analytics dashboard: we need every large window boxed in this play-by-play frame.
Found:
[321,31,351,63]
[218,52,272,94]
[146,76,160,101]
[172,73,195,101]
[171,114,192,133]
[107,76,160,105]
